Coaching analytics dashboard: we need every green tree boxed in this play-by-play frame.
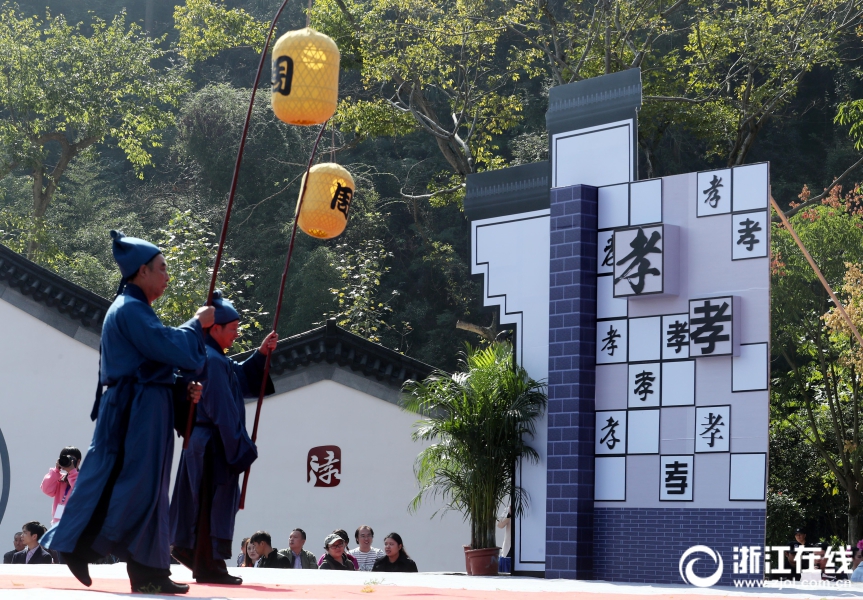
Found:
[772,189,863,543]
[154,210,266,352]
[326,238,411,349]
[403,341,547,550]
[0,5,189,255]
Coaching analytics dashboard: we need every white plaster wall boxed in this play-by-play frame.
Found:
[0,298,99,545]
[236,379,471,572]
[471,210,549,571]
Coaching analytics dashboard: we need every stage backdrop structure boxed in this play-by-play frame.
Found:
[465,69,769,583]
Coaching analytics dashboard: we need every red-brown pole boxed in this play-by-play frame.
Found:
[183,0,292,449]
[238,121,329,509]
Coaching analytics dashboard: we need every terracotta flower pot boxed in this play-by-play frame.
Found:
[465,547,500,576]
[463,545,473,574]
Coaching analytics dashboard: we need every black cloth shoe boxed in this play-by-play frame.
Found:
[130,578,190,595]
[195,572,243,585]
[61,552,92,587]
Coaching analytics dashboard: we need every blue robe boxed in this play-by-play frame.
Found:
[42,284,206,569]
[169,338,270,560]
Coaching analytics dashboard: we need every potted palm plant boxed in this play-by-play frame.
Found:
[402,342,547,576]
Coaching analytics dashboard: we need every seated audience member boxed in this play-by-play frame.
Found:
[372,533,418,573]
[279,528,317,569]
[250,531,290,568]
[245,540,258,567]
[319,533,354,570]
[318,530,359,569]
[3,533,24,564]
[12,522,53,564]
[237,538,250,567]
[350,525,384,572]
[41,447,82,524]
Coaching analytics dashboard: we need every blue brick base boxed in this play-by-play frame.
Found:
[592,508,766,585]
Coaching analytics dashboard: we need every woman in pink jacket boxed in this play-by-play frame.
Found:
[41,447,82,524]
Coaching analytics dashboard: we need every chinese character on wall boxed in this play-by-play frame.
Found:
[613,225,664,296]
[307,445,342,487]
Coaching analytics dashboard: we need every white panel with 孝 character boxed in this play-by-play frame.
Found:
[628,362,660,408]
[697,169,732,217]
[597,319,628,364]
[613,225,664,296]
[695,406,730,453]
[596,410,627,455]
[662,314,690,359]
[689,296,737,357]
[732,210,768,260]
[660,454,693,501]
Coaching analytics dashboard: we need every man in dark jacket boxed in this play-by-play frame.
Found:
[170,291,276,585]
[12,522,53,564]
[3,532,24,563]
[250,531,290,568]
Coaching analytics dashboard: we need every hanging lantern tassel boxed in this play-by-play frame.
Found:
[297,163,354,239]
[271,28,340,126]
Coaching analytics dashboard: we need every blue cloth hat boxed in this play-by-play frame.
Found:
[212,290,240,325]
[110,230,161,279]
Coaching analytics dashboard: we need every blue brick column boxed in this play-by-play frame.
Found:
[546,184,598,579]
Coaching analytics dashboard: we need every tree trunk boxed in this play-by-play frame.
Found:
[27,164,49,259]
[849,487,863,544]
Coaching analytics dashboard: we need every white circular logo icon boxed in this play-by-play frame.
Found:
[679,545,724,587]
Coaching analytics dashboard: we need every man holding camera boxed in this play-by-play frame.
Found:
[41,447,82,524]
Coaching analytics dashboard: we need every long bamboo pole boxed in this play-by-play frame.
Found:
[183,0,292,449]
[771,195,863,348]
[238,121,329,510]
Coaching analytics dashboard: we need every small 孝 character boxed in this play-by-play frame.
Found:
[666,319,689,354]
[599,416,621,450]
[699,412,725,448]
[736,217,762,252]
[633,370,656,402]
[600,324,621,356]
[702,175,723,209]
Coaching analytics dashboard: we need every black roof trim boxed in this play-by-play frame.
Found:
[546,68,642,135]
[0,243,110,332]
[464,161,550,221]
[235,319,436,388]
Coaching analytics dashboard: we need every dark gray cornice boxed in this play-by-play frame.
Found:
[464,161,550,221]
[546,69,642,135]
[0,243,109,345]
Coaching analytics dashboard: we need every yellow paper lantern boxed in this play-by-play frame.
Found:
[297,163,354,239]
[271,28,340,126]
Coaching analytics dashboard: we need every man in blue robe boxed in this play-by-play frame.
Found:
[42,231,215,595]
[170,291,277,584]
